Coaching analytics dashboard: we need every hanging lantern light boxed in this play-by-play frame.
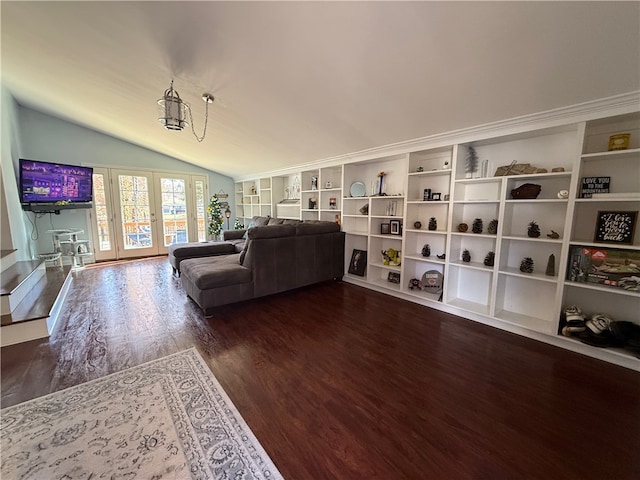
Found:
[158,80,188,131]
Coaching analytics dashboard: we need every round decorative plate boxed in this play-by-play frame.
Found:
[349,181,366,197]
[421,270,443,294]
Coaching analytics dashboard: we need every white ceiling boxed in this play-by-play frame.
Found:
[2,2,639,179]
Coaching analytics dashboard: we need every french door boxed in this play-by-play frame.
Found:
[89,168,208,261]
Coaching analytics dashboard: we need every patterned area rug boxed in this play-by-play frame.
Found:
[1,348,283,479]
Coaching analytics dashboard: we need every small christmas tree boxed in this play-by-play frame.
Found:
[520,257,534,273]
[472,218,483,234]
[462,249,471,263]
[207,195,224,240]
[484,251,495,267]
[527,221,541,238]
[234,218,244,230]
[428,217,437,231]
[421,244,431,257]
[465,145,479,177]
[488,219,499,235]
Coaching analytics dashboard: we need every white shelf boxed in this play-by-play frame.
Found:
[581,147,640,160]
[408,169,452,177]
[501,235,563,244]
[449,260,493,272]
[451,232,498,239]
[369,278,402,292]
[405,229,447,235]
[494,309,556,335]
[369,262,401,271]
[564,281,640,297]
[370,234,403,240]
[498,267,558,283]
[504,199,569,204]
[569,241,640,251]
[404,254,445,265]
[446,297,490,316]
[575,196,640,203]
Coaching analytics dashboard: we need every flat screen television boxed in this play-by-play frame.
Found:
[19,158,93,206]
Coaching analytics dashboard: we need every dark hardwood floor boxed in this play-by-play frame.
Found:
[1,257,639,479]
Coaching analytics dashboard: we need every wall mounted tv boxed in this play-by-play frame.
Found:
[20,159,93,211]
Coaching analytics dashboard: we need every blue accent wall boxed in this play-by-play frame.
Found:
[11,103,234,259]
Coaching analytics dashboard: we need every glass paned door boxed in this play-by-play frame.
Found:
[88,169,208,261]
[155,173,190,253]
[90,167,117,261]
[192,176,207,242]
[112,170,159,258]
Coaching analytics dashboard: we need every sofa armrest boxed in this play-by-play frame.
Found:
[223,229,246,240]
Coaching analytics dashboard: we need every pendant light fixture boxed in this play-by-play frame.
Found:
[158,80,214,142]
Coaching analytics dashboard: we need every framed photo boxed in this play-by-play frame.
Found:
[390,219,402,235]
[387,272,401,284]
[380,223,390,234]
[430,192,442,201]
[594,211,637,244]
[348,249,367,276]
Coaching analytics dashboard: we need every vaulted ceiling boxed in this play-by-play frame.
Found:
[2,2,639,179]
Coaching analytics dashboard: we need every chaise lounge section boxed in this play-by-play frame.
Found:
[179,221,345,315]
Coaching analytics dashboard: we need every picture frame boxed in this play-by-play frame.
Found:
[390,219,402,235]
[594,211,637,244]
[348,249,367,276]
[380,223,390,235]
[387,272,401,284]
[430,192,442,201]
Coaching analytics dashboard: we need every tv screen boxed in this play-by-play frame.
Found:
[20,159,93,204]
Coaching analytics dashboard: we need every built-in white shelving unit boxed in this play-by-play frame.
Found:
[234,94,640,370]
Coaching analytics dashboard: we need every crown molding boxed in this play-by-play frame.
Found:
[235,91,639,181]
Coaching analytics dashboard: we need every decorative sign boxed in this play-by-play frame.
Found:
[421,270,444,295]
[594,211,637,244]
[581,176,610,198]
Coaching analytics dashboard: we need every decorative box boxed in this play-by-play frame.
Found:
[567,246,640,291]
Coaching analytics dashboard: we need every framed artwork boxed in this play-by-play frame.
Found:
[348,249,367,276]
[380,223,390,235]
[387,272,401,284]
[594,211,637,244]
[430,192,442,201]
[390,219,402,235]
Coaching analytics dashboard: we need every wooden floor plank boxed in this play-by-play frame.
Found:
[1,256,639,479]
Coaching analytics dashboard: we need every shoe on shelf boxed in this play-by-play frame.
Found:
[564,305,585,322]
[562,305,586,336]
[586,314,612,334]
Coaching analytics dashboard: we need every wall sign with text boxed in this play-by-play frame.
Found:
[594,211,637,244]
[581,176,610,198]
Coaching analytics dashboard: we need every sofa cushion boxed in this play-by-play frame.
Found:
[239,240,250,265]
[169,241,236,259]
[181,254,250,289]
[223,229,246,241]
[296,221,341,235]
[248,224,296,239]
[267,217,285,225]
[243,216,271,239]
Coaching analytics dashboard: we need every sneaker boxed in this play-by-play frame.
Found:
[564,305,585,322]
[586,314,612,334]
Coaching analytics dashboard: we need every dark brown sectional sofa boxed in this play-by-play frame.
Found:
[177,218,345,316]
